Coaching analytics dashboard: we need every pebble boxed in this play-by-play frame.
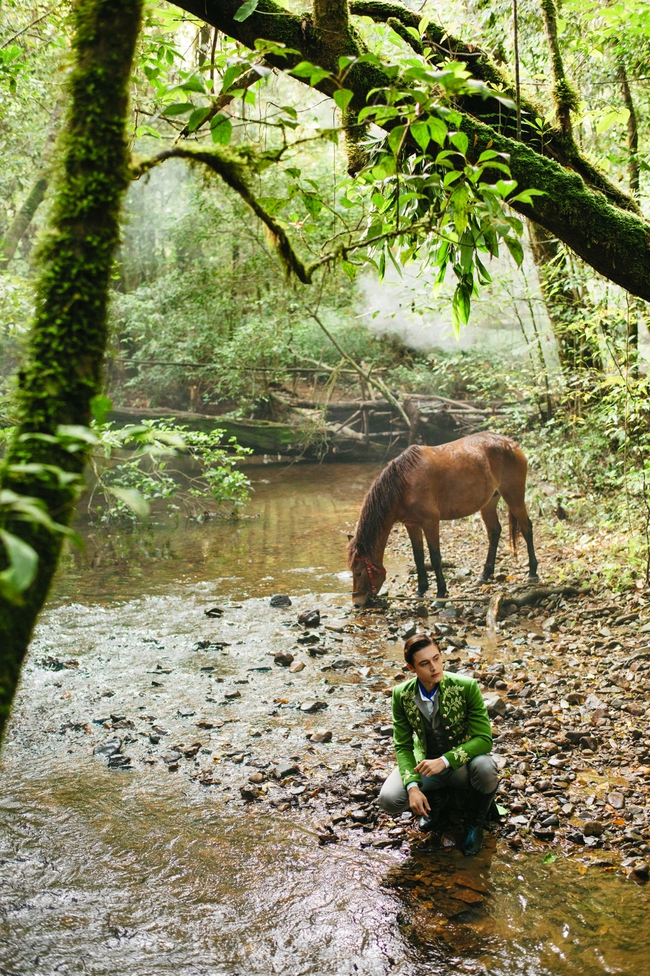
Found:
[608,792,625,810]
[583,821,604,837]
[298,609,320,628]
[274,651,294,667]
[240,785,261,801]
[308,730,333,743]
[224,690,241,699]
[270,594,292,607]
[93,738,122,757]
[300,700,328,713]
[483,693,506,717]
[274,763,299,779]
[289,661,305,673]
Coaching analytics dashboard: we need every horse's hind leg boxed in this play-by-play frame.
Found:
[500,491,538,580]
[479,492,501,582]
[406,524,429,596]
[422,520,448,599]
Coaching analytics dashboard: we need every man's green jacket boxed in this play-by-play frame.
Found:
[391,673,493,787]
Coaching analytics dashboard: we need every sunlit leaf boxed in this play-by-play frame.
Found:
[210,113,233,145]
[0,530,38,602]
[233,0,259,22]
[106,487,151,517]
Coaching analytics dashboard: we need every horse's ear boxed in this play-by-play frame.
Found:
[346,533,353,541]
[356,541,366,557]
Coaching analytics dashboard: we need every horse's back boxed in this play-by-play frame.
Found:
[422,431,526,474]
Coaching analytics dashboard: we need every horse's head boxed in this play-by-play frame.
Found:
[347,538,386,607]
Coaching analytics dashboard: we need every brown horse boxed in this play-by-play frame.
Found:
[346,432,538,606]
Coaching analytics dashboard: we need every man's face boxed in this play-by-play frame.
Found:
[406,643,444,688]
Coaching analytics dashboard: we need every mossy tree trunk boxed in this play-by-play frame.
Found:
[0,0,143,743]
[172,0,650,301]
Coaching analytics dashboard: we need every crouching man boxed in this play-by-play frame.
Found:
[378,632,499,856]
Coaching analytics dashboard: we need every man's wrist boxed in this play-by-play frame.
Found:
[406,780,421,790]
[441,755,450,768]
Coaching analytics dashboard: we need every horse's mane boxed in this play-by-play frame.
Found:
[347,445,424,566]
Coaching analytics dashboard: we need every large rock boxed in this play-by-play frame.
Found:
[270,594,292,607]
[483,693,506,717]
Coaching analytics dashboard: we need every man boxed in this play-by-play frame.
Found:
[378,632,499,856]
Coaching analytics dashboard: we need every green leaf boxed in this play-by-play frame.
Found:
[106,487,151,517]
[388,125,406,156]
[301,192,323,219]
[210,113,233,145]
[542,852,558,864]
[233,0,259,22]
[333,88,354,112]
[342,260,357,280]
[178,74,206,93]
[0,530,38,602]
[411,121,430,152]
[187,106,211,132]
[450,131,469,155]
[505,235,524,266]
[90,394,112,425]
[496,803,508,816]
[162,102,194,116]
[428,117,448,147]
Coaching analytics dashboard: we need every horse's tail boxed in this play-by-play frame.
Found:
[509,509,520,554]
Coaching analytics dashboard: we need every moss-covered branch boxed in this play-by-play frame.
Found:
[0,0,143,743]
[169,0,650,300]
[132,146,312,283]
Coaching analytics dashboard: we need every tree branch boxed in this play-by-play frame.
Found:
[169,0,650,300]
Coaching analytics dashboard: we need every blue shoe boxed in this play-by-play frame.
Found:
[462,825,484,856]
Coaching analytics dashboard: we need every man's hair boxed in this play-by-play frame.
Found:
[403,632,438,666]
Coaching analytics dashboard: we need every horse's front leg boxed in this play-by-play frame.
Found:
[406,524,428,596]
[422,520,447,599]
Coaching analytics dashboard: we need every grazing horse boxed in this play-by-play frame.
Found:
[346,432,538,607]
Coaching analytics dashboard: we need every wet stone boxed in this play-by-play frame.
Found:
[298,609,320,628]
[224,691,241,700]
[308,730,333,744]
[298,633,320,645]
[288,660,305,673]
[583,820,605,837]
[300,700,328,713]
[270,594,292,608]
[248,772,265,784]
[240,785,261,801]
[274,763,300,779]
[483,694,506,718]
[204,607,224,617]
[107,755,132,769]
[274,651,294,667]
[608,792,625,810]
[93,738,122,758]
[162,751,182,764]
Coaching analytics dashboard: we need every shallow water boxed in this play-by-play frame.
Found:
[1,462,649,975]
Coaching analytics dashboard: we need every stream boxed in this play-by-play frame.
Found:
[1,462,649,975]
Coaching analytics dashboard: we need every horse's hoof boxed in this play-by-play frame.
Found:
[528,574,539,583]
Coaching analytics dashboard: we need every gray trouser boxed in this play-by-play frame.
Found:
[378,754,500,816]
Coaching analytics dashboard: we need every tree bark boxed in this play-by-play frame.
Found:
[617,59,640,198]
[0,0,143,743]
[170,0,650,301]
[0,104,62,271]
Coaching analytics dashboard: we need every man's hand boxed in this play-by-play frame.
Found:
[415,758,447,777]
[408,786,431,816]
